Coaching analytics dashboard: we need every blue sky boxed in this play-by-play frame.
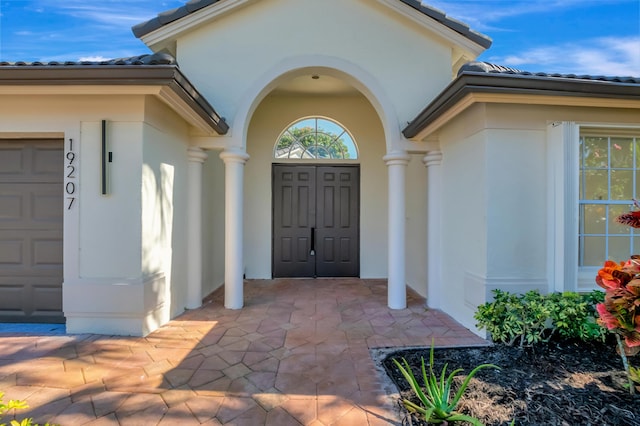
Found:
[0,0,638,76]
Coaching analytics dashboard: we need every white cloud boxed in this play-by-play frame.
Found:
[424,0,586,32]
[77,55,110,62]
[494,36,640,76]
[32,1,182,27]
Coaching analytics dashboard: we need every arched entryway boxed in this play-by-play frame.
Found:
[243,71,386,282]
[215,59,415,310]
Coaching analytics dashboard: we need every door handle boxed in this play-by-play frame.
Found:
[310,227,316,256]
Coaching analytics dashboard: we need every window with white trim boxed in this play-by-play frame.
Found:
[274,117,358,160]
[579,130,640,266]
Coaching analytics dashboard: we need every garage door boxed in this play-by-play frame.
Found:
[0,139,64,323]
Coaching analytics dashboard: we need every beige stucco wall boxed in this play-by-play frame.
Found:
[0,93,194,335]
[142,96,191,321]
[202,154,226,295]
[175,0,454,139]
[435,101,640,334]
[244,92,389,278]
[406,155,428,297]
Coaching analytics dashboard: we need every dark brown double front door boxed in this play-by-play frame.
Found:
[273,165,359,278]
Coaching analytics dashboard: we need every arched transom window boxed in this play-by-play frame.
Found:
[274,117,358,160]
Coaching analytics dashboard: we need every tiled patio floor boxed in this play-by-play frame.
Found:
[0,279,487,425]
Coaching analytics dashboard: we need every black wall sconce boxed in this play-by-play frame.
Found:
[101,120,113,195]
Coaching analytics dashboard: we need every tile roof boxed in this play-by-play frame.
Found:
[403,61,640,139]
[0,52,228,135]
[458,61,640,84]
[131,0,492,48]
[0,53,176,67]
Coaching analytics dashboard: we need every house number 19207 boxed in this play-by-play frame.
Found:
[66,138,76,210]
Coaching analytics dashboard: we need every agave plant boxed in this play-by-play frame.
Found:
[392,344,499,425]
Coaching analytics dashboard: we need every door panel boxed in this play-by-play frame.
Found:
[273,165,359,278]
[316,167,359,277]
[273,166,316,277]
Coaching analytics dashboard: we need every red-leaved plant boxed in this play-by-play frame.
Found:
[595,200,640,394]
[595,258,640,348]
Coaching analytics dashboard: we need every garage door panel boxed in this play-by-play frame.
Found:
[0,231,62,272]
[0,147,25,175]
[32,146,64,177]
[0,239,23,265]
[0,184,62,228]
[33,285,63,312]
[32,238,63,266]
[0,194,22,221]
[0,284,25,314]
[32,189,63,223]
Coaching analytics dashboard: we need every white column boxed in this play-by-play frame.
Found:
[219,148,250,309]
[424,151,443,310]
[187,147,208,309]
[384,151,411,309]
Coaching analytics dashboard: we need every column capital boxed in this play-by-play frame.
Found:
[423,150,443,167]
[383,151,410,166]
[187,147,208,163]
[220,148,250,164]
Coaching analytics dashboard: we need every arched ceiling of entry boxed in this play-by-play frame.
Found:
[271,74,359,96]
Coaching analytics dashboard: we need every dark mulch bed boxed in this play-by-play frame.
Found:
[383,340,640,425]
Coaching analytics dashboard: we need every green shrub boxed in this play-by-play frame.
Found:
[475,289,606,347]
[547,291,606,342]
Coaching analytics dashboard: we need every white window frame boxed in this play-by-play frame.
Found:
[273,116,359,162]
[548,122,640,293]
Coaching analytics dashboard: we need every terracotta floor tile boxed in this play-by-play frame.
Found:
[83,412,119,425]
[265,406,303,425]
[185,395,224,423]
[70,381,105,402]
[50,397,97,425]
[331,406,370,426]
[316,396,355,425]
[0,279,487,426]
[217,350,245,366]
[215,396,259,424]
[274,372,317,396]
[164,367,196,387]
[115,392,167,417]
[157,403,203,425]
[245,371,276,391]
[189,368,225,388]
[222,363,252,381]
[91,391,129,418]
[21,395,73,425]
[249,356,280,373]
[160,386,196,407]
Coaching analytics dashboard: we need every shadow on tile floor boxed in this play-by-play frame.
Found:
[0,279,487,425]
